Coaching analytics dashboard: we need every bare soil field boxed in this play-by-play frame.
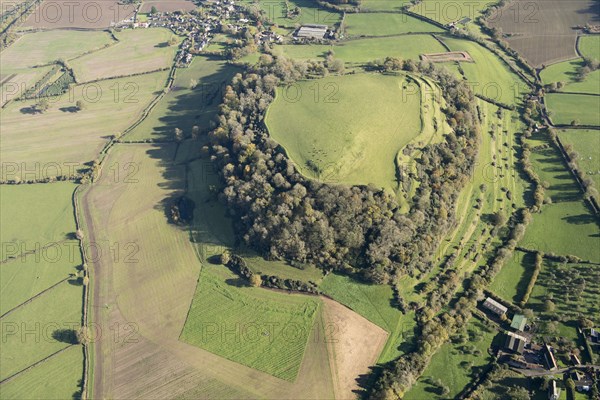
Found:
[139,0,196,13]
[421,51,473,62]
[22,0,136,29]
[322,297,389,399]
[488,0,599,66]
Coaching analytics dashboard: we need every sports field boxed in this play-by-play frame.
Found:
[265,73,421,191]
[70,28,178,82]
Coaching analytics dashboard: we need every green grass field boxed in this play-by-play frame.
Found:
[558,129,600,190]
[523,201,600,263]
[273,34,446,64]
[126,57,239,141]
[406,317,499,399]
[442,36,529,106]
[0,253,80,315]
[0,282,82,380]
[70,28,179,82]
[0,183,78,260]
[265,73,421,191]
[239,0,340,28]
[0,345,83,399]
[489,250,536,304]
[579,35,600,60]
[545,93,600,126]
[0,30,113,71]
[180,263,321,381]
[540,59,600,94]
[344,13,443,37]
[319,273,415,363]
[0,71,169,171]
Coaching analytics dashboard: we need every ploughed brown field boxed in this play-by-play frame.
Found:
[488,0,599,66]
[139,0,197,13]
[22,0,135,29]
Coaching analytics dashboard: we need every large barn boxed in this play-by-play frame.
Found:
[296,24,328,39]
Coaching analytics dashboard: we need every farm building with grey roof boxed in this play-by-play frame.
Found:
[482,297,507,316]
[295,24,328,39]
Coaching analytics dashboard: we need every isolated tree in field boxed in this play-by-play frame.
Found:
[249,274,262,287]
[150,5,158,14]
[35,99,50,113]
[190,78,198,90]
[75,229,84,240]
[76,100,85,111]
[168,37,178,46]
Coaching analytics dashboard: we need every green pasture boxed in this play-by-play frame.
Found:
[442,36,529,106]
[558,128,600,190]
[344,13,443,37]
[540,59,600,94]
[411,0,488,24]
[0,345,83,400]
[0,252,80,315]
[265,73,421,191]
[0,71,168,170]
[70,28,179,82]
[239,0,340,27]
[579,35,600,60]
[0,282,82,380]
[273,34,446,64]
[0,30,113,72]
[490,250,536,304]
[545,93,600,126]
[0,183,77,260]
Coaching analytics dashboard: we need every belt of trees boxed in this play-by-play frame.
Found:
[204,54,481,288]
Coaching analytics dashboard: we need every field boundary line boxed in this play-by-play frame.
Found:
[72,184,90,399]
[0,277,70,318]
[0,344,75,385]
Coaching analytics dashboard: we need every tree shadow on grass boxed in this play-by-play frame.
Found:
[52,328,79,344]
